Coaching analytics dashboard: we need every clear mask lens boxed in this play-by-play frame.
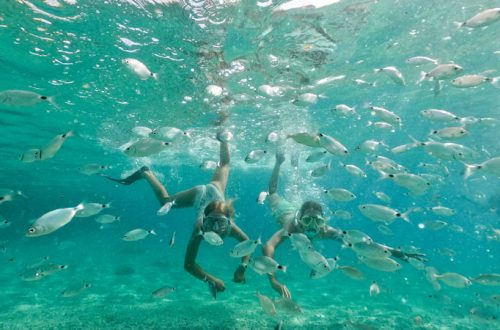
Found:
[300,215,325,228]
[204,215,229,233]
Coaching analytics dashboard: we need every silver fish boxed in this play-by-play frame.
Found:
[152,286,176,298]
[122,228,156,241]
[27,204,84,237]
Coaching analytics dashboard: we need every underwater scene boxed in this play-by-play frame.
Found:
[1,0,499,329]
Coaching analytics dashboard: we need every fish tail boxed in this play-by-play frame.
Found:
[149,230,157,236]
[378,171,391,181]
[400,210,413,223]
[416,71,427,85]
[463,162,478,180]
[75,203,85,211]
[425,266,441,291]
[17,190,28,198]
[256,234,262,245]
[47,96,60,109]
[490,77,500,89]
[373,68,382,74]
[408,135,423,147]
[453,21,466,29]
[151,72,158,80]
[64,130,74,138]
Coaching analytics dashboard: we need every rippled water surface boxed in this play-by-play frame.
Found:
[0,0,499,329]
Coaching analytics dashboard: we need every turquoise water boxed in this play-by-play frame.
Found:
[1,0,499,328]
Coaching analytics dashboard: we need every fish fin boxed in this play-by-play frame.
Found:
[256,234,262,245]
[75,203,85,211]
[148,230,157,236]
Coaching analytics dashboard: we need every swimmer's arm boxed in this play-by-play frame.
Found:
[263,231,284,274]
[184,224,215,282]
[211,140,230,194]
[263,228,291,298]
[165,186,202,208]
[268,151,285,194]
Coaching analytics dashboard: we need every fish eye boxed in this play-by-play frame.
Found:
[28,228,36,233]
[102,204,106,208]
[126,147,130,151]
[433,130,438,134]
[41,96,47,100]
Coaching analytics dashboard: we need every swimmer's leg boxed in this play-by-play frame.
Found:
[102,166,169,205]
[104,166,201,207]
[102,166,149,185]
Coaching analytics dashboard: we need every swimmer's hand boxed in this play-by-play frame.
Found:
[270,278,291,299]
[233,265,246,284]
[211,277,226,292]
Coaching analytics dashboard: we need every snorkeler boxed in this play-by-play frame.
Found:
[263,151,426,299]
[103,131,249,294]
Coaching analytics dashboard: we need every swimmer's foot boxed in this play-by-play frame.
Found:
[102,166,150,185]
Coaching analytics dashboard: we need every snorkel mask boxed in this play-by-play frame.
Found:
[202,213,231,236]
[297,211,326,237]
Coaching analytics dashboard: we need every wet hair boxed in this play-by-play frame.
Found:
[298,201,323,218]
[203,200,235,219]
